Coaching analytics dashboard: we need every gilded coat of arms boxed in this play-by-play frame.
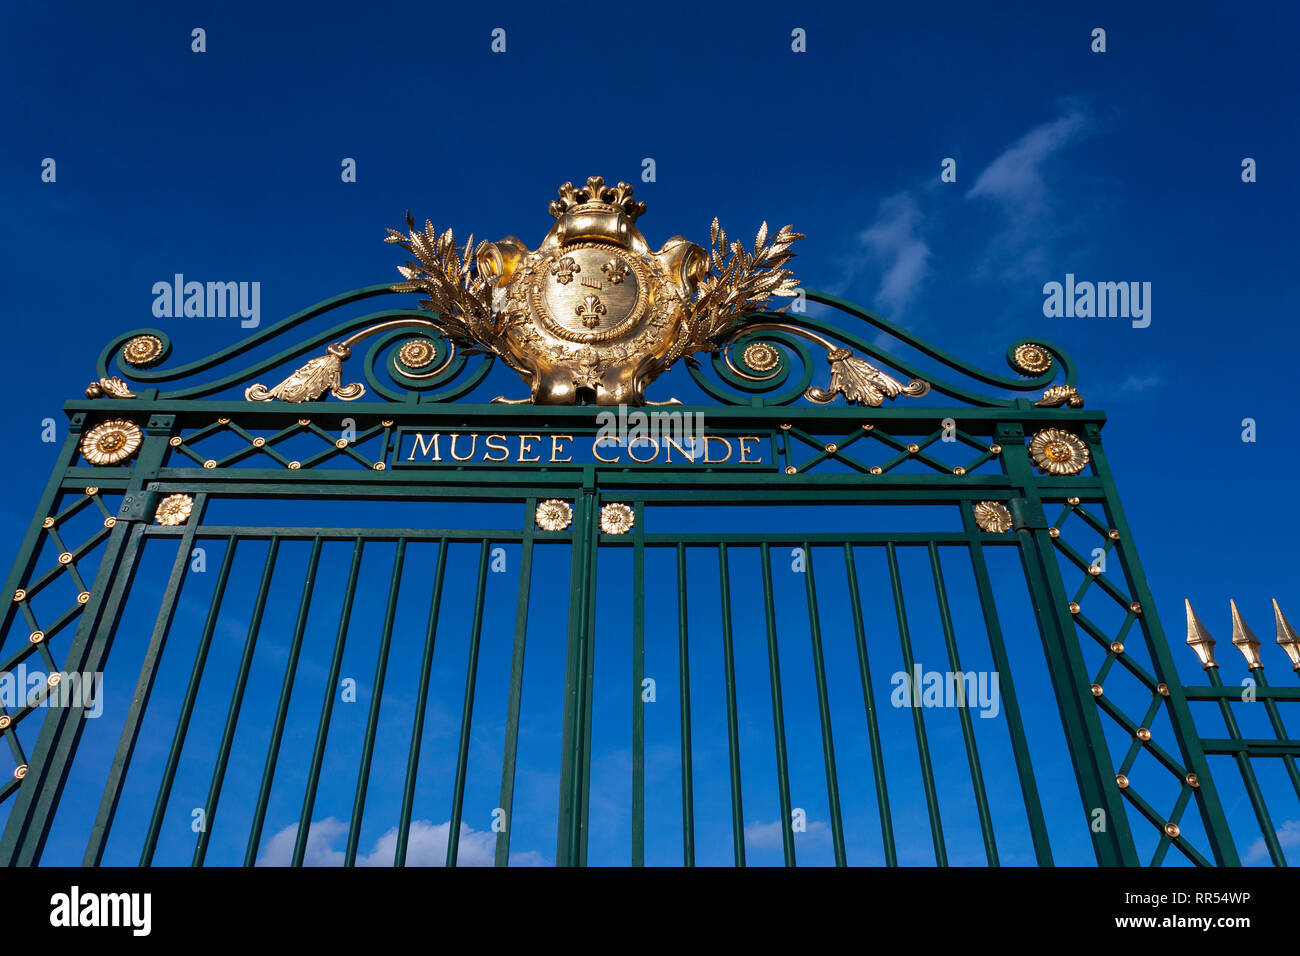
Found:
[385,176,803,406]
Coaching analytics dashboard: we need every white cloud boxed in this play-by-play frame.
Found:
[1118,373,1165,394]
[255,817,549,867]
[1245,819,1300,864]
[743,817,830,849]
[833,192,931,316]
[966,107,1090,276]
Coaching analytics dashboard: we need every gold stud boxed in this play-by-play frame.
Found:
[14,765,27,780]
[84,486,99,496]
[1090,684,1103,697]
[77,591,91,605]
[1067,496,1081,506]
[1156,683,1169,697]
[1185,773,1199,788]
[217,417,231,425]
[58,552,73,565]
[29,630,44,644]
[46,673,60,688]
[1108,529,1120,540]
[1110,641,1124,654]
[907,443,920,454]
[869,466,883,475]
[1164,822,1180,839]
[989,444,1002,455]
[861,424,874,431]
[288,461,301,470]
[203,460,217,469]
[1069,602,1081,614]
[1048,527,1060,538]
[252,437,266,448]
[103,517,116,528]
[0,715,9,729]
[335,438,348,449]
[298,418,311,426]
[784,466,796,475]
[1115,773,1129,789]
[952,466,966,475]
[13,589,26,603]
[1136,728,1152,742]
[381,419,394,427]
[1088,565,1102,577]
[1131,602,1142,614]
[373,462,386,471]
[780,423,791,431]
[169,436,183,447]
[825,443,837,454]
[41,517,54,529]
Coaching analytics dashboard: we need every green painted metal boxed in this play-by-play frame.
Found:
[0,284,1291,868]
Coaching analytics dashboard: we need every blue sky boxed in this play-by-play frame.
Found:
[2,1,1298,865]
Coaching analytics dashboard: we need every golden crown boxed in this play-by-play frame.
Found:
[548,176,646,223]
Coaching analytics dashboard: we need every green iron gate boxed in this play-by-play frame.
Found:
[1,285,1294,867]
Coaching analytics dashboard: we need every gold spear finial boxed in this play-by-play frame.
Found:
[1185,599,1218,670]
[1229,599,1264,670]
[1273,599,1300,672]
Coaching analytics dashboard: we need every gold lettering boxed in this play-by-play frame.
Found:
[626,438,660,463]
[738,436,762,464]
[662,435,697,463]
[483,434,510,462]
[518,435,542,462]
[551,435,573,463]
[703,436,733,464]
[409,432,441,461]
[593,438,620,463]
[449,433,479,462]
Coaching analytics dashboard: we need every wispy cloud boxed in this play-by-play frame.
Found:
[1118,373,1165,394]
[1246,819,1300,864]
[255,817,548,867]
[830,192,931,318]
[965,106,1091,277]
[743,817,830,849]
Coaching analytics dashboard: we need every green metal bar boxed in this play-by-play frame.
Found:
[193,536,281,866]
[344,537,406,867]
[244,535,323,866]
[958,505,1054,865]
[495,504,537,867]
[927,542,998,866]
[557,487,595,866]
[631,502,646,867]
[718,543,746,866]
[140,534,238,866]
[578,484,599,866]
[398,538,449,866]
[293,537,364,866]
[676,543,695,865]
[842,544,897,866]
[886,541,948,865]
[84,496,206,865]
[801,545,847,866]
[446,540,492,867]
[759,543,796,866]
[1250,670,1300,803]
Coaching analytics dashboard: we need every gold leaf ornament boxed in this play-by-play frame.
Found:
[245,344,366,403]
[1027,428,1090,475]
[806,348,930,407]
[80,419,143,465]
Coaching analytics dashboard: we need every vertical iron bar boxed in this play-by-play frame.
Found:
[243,535,323,865]
[557,484,595,866]
[344,537,406,866]
[927,541,998,865]
[718,543,746,866]
[140,534,238,866]
[631,501,646,866]
[886,541,948,865]
[843,544,897,865]
[495,503,537,867]
[759,543,796,866]
[193,536,281,866]
[84,502,205,865]
[293,537,364,866]
[446,540,492,866]
[677,542,695,866]
[802,545,847,865]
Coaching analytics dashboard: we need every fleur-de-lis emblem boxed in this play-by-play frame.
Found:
[550,256,580,285]
[576,294,607,328]
[601,257,630,285]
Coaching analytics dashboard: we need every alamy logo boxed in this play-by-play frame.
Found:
[49,886,151,936]
[890,664,1001,718]
[152,274,260,327]
[0,665,101,718]
[1042,274,1151,328]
